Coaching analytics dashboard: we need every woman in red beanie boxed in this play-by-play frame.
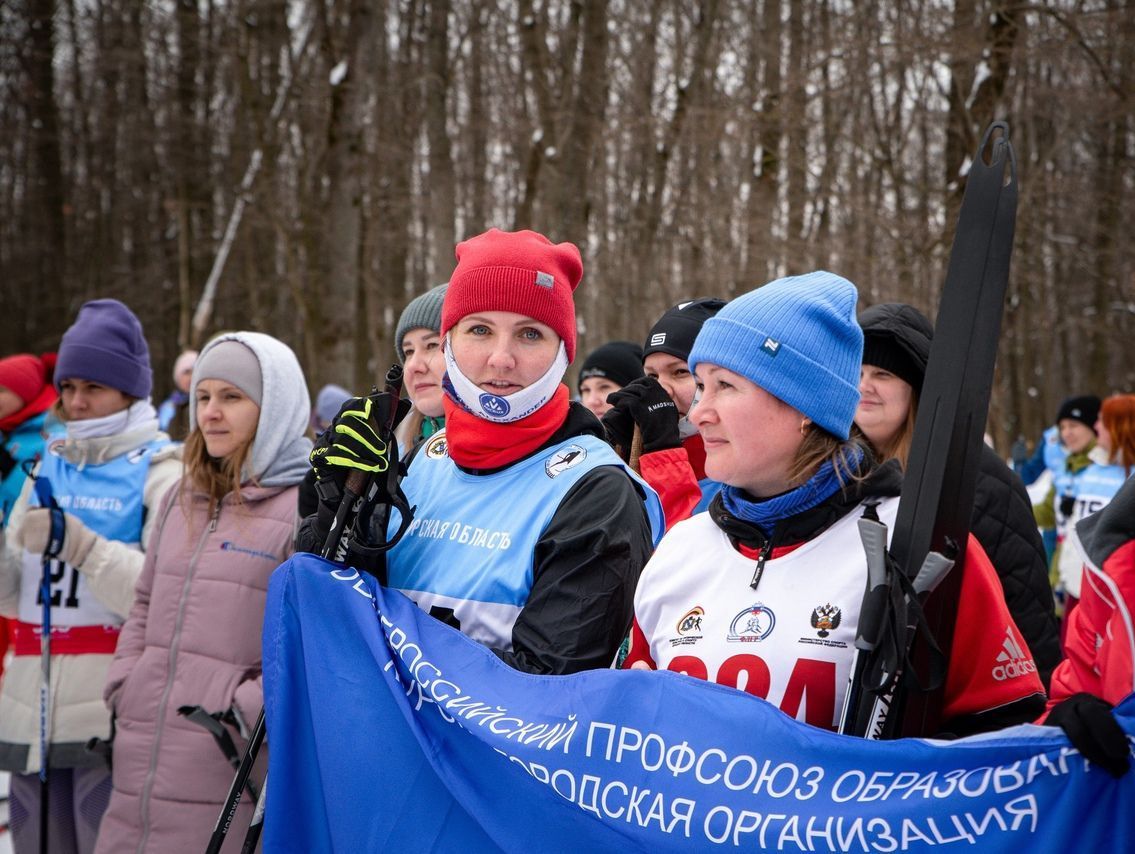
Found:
[0,353,59,692]
[301,228,663,674]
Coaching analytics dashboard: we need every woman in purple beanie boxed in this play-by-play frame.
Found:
[0,299,182,854]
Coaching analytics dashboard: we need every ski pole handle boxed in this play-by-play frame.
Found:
[854,517,890,654]
[320,367,405,563]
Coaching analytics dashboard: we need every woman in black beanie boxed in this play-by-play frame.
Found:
[577,340,643,419]
[855,302,1061,689]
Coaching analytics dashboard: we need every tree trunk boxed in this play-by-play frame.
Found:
[26,0,68,343]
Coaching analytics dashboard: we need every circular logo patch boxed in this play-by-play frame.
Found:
[424,434,449,459]
[545,444,587,478]
[727,604,776,642]
[478,393,510,418]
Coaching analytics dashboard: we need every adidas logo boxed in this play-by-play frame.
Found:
[991,628,1037,681]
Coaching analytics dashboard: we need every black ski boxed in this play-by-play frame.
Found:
[840,121,1019,740]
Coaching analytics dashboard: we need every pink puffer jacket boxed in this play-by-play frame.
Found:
[95,481,298,854]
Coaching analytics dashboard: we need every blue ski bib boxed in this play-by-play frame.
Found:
[386,432,662,649]
[19,438,167,627]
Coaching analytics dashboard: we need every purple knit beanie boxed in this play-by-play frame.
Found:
[55,299,153,400]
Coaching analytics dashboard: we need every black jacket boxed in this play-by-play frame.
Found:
[708,459,1046,736]
[859,302,1060,689]
[296,402,655,676]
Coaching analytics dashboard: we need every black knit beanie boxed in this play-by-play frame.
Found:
[578,341,644,390]
[642,298,727,362]
[1055,395,1101,429]
[861,333,926,391]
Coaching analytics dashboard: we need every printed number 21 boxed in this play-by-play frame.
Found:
[35,559,81,609]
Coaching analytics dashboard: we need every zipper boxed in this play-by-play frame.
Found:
[137,499,220,854]
[749,538,773,590]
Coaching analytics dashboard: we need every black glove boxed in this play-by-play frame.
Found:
[1059,493,1076,519]
[605,376,681,454]
[1047,693,1131,778]
[600,402,635,457]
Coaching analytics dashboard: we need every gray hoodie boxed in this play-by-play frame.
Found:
[190,331,313,487]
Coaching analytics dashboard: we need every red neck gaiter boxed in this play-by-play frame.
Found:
[443,384,570,470]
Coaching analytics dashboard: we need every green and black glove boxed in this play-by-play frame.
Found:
[310,393,410,497]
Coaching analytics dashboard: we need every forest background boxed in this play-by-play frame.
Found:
[1,0,1132,452]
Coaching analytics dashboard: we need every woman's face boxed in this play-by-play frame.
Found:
[401,328,445,418]
[579,377,621,418]
[1094,417,1112,456]
[448,311,560,395]
[1060,418,1096,455]
[855,365,913,450]
[644,353,696,416]
[0,386,24,420]
[691,364,805,498]
[59,379,131,421]
[195,379,260,461]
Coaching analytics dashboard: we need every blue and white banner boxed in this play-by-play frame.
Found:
[262,554,1135,853]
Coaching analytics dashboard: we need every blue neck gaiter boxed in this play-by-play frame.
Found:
[720,448,863,538]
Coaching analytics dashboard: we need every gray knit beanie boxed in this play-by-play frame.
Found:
[193,339,263,406]
[395,283,448,362]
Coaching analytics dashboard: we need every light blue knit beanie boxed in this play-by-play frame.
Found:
[688,271,863,439]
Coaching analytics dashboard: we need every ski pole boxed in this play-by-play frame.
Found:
[31,476,65,854]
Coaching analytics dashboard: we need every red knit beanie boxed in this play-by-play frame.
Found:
[441,228,584,362]
[0,354,52,405]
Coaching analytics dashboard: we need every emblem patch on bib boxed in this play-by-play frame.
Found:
[545,444,586,478]
[727,604,776,642]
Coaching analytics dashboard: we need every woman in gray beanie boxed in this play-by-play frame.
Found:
[394,283,448,452]
[97,331,312,854]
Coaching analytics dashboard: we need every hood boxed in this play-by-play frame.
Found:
[1074,476,1135,570]
[191,332,313,488]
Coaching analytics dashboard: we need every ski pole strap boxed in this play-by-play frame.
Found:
[863,568,947,697]
[179,705,261,803]
[32,477,65,560]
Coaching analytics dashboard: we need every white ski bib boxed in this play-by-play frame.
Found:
[633,498,899,730]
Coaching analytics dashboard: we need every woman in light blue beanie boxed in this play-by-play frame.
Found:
[622,271,1047,740]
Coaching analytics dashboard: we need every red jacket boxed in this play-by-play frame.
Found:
[638,435,708,530]
[1048,476,1135,709]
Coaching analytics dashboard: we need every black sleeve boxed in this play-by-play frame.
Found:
[297,467,319,519]
[971,446,1062,689]
[496,466,655,675]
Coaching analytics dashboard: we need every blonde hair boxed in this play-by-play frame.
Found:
[180,427,256,516]
[786,423,871,488]
[868,394,919,472]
